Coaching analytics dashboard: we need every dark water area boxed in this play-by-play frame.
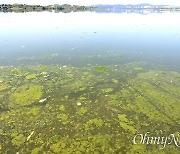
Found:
[0,11,180,153]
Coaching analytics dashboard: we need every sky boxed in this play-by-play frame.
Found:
[0,0,180,6]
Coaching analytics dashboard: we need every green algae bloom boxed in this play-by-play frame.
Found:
[134,67,143,71]
[57,114,69,125]
[25,74,38,80]
[101,88,113,93]
[0,83,10,91]
[84,118,104,131]
[76,107,88,115]
[112,79,118,83]
[31,146,43,154]
[28,107,40,116]
[118,114,136,133]
[0,64,179,153]
[94,66,108,72]
[9,84,43,108]
[59,105,65,111]
[11,134,26,147]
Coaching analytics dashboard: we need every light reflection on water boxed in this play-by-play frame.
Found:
[0,11,180,70]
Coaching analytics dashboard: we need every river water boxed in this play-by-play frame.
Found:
[0,11,180,69]
[0,11,180,153]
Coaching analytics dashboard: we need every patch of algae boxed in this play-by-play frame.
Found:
[28,107,40,116]
[94,66,109,73]
[104,70,180,126]
[0,65,179,154]
[132,71,180,124]
[0,83,10,91]
[57,114,69,125]
[134,67,143,71]
[117,114,136,134]
[0,95,4,99]
[11,133,26,147]
[101,88,113,94]
[59,105,65,111]
[31,145,43,154]
[25,74,37,80]
[112,79,118,83]
[127,144,148,154]
[76,107,88,116]
[84,118,104,131]
[9,84,43,108]
[50,134,114,153]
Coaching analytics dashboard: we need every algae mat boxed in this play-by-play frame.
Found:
[0,64,179,153]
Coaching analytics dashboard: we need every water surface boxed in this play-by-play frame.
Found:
[0,11,180,69]
[0,11,180,153]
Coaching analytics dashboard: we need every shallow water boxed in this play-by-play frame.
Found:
[0,11,180,69]
[0,11,180,153]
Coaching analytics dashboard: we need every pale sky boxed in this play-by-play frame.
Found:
[0,0,180,6]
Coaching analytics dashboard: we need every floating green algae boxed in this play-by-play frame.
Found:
[50,134,114,153]
[76,107,88,116]
[117,114,136,134]
[25,74,38,80]
[101,88,113,94]
[94,66,108,72]
[43,54,58,59]
[84,52,124,64]
[112,79,118,83]
[134,67,143,71]
[31,145,43,154]
[0,64,179,153]
[84,118,104,131]
[57,114,69,125]
[9,84,43,108]
[28,107,40,116]
[59,105,65,111]
[0,83,10,91]
[11,133,26,147]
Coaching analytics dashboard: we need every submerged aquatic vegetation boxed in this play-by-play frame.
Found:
[0,64,179,153]
[11,133,26,147]
[25,74,38,80]
[101,88,113,94]
[49,134,115,153]
[134,67,143,71]
[94,66,109,72]
[9,84,43,108]
[57,114,69,125]
[28,107,40,116]
[0,83,10,91]
[117,114,136,134]
[76,107,88,115]
[112,79,118,84]
[84,118,104,131]
[59,105,65,111]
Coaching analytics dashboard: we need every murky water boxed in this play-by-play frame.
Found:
[0,11,180,153]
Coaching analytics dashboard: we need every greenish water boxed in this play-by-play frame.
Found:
[0,11,180,153]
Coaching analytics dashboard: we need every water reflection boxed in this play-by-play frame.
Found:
[0,11,180,69]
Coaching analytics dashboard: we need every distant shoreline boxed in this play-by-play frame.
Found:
[0,4,98,13]
[0,4,180,13]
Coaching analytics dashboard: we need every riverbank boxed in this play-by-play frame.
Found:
[1,4,180,13]
[0,4,98,13]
